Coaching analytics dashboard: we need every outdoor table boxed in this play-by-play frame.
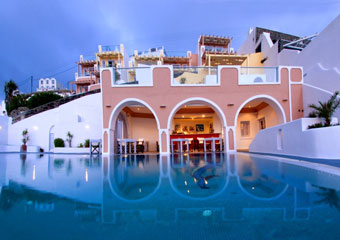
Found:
[119,139,137,154]
[203,137,222,152]
[171,138,190,153]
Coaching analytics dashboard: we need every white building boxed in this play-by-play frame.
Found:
[37,78,63,92]
[238,15,340,119]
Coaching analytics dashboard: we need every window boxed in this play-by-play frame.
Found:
[46,80,49,84]
[40,80,43,84]
[108,60,115,67]
[240,121,250,137]
[259,117,266,130]
[102,60,105,67]
[52,80,55,84]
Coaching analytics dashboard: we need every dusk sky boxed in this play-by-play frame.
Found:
[0,0,339,101]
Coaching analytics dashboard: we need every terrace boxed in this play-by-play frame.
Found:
[108,66,279,87]
[101,65,302,155]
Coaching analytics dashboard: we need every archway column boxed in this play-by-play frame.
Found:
[159,128,169,155]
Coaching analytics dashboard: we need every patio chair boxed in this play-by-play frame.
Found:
[136,139,145,153]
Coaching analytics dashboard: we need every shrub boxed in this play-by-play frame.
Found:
[84,139,90,148]
[308,123,340,129]
[309,91,340,126]
[78,143,84,148]
[308,123,325,129]
[27,92,62,109]
[8,95,28,115]
[54,138,65,147]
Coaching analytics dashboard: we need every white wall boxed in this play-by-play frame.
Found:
[237,28,256,54]
[236,106,278,150]
[0,116,10,145]
[238,16,340,119]
[130,117,158,151]
[7,93,102,152]
[249,118,340,159]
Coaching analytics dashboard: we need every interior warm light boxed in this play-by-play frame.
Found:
[182,115,184,118]
[184,180,187,186]
[202,114,205,118]
[85,169,88,182]
[32,165,36,181]
[137,108,140,111]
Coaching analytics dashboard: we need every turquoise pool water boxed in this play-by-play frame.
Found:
[0,153,339,240]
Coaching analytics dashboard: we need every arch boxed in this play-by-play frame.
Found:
[167,97,227,130]
[168,155,230,200]
[233,94,286,127]
[236,176,289,201]
[48,125,55,152]
[108,155,162,203]
[107,98,161,154]
[109,98,161,131]
[166,97,228,153]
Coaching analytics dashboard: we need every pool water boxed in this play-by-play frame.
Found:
[0,153,339,240]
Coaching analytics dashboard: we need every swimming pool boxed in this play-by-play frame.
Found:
[0,153,339,240]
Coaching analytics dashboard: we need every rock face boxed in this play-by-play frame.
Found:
[10,107,29,117]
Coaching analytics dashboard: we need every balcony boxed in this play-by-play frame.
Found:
[101,45,120,52]
[172,67,218,86]
[81,55,96,62]
[238,67,279,85]
[112,67,152,87]
[102,66,290,89]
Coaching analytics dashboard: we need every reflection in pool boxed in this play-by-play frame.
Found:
[109,155,161,201]
[0,153,340,240]
[170,153,229,199]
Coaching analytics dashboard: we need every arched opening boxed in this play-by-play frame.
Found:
[169,153,229,200]
[109,155,161,202]
[109,99,160,154]
[235,96,285,151]
[236,154,288,200]
[48,125,55,152]
[167,98,227,153]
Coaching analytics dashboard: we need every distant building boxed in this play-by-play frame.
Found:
[37,78,63,92]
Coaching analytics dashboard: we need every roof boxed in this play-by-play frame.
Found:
[199,35,231,47]
[255,27,313,52]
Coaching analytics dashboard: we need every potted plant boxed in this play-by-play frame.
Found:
[21,129,29,152]
[66,131,73,147]
[308,91,340,128]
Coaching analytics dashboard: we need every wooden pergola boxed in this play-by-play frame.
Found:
[205,54,247,66]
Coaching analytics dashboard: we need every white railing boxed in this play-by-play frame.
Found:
[172,66,218,86]
[239,67,278,85]
[113,67,152,87]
